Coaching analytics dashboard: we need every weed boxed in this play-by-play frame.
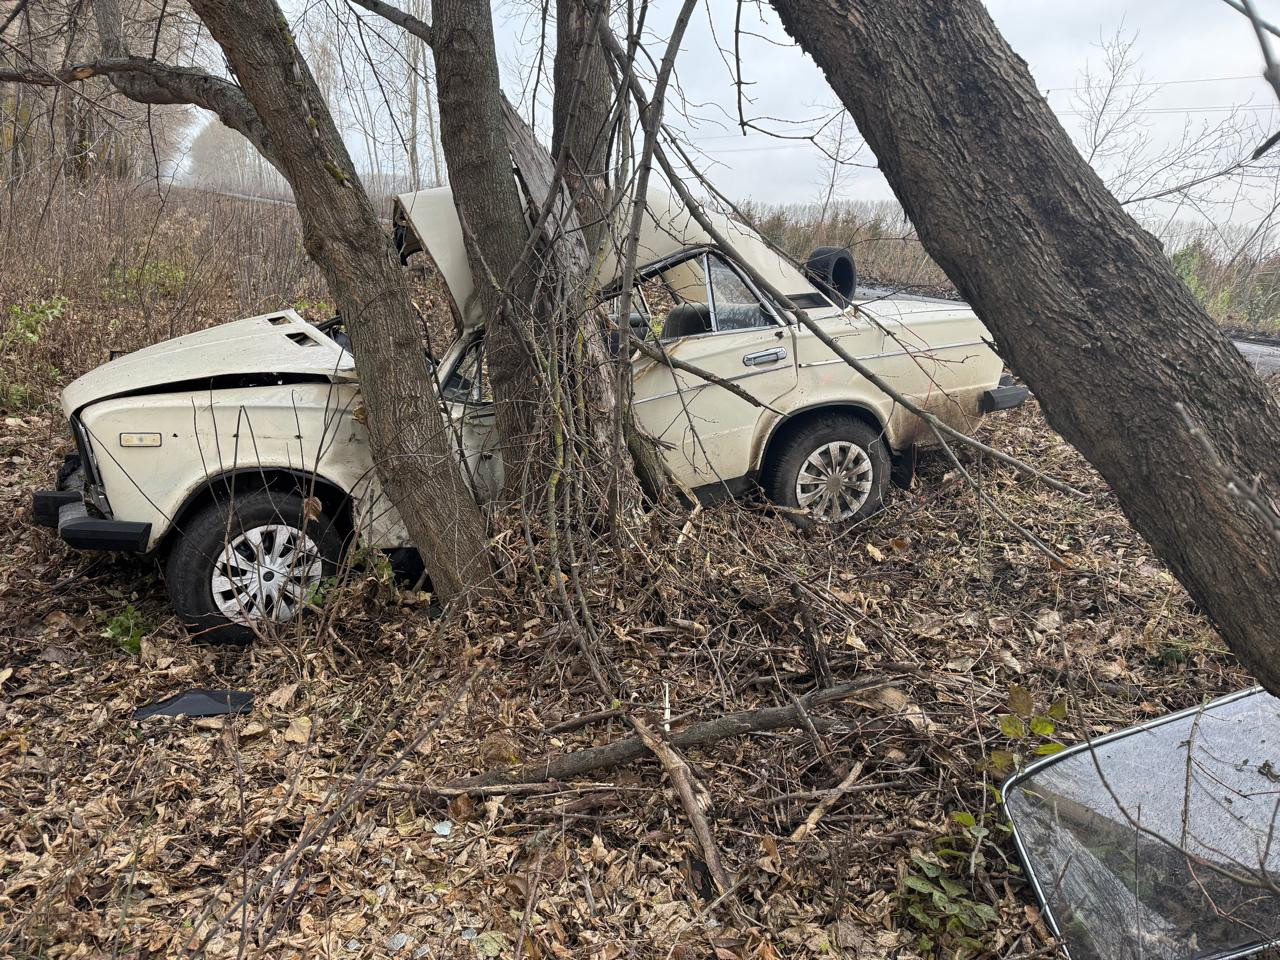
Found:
[984,684,1068,778]
[898,810,1009,956]
[291,297,333,319]
[102,604,148,655]
[105,260,189,301]
[3,296,68,349]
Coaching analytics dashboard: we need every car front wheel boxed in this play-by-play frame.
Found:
[164,489,344,643]
[764,414,890,526]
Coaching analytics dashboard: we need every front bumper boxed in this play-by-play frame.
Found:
[32,455,151,553]
[980,374,1031,413]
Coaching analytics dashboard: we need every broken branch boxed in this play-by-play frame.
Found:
[449,678,891,789]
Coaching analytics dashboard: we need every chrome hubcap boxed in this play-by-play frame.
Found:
[212,523,324,623]
[795,440,874,522]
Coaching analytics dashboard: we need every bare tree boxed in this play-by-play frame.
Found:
[767,0,1280,693]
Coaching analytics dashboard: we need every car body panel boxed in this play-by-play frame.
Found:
[393,186,823,325]
[633,324,799,489]
[75,382,409,552]
[61,309,354,416]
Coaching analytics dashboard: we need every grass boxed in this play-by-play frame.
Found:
[744,197,1280,333]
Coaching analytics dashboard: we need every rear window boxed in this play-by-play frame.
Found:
[1004,688,1280,960]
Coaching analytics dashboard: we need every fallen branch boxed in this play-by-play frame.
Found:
[633,717,734,895]
[790,760,864,841]
[449,677,890,789]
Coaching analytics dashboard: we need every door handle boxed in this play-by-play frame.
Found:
[742,347,788,367]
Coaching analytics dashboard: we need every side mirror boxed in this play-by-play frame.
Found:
[804,246,857,303]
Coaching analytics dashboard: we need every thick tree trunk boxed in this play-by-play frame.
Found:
[188,0,490,600]
[433,0,545,502]
[553,0,612,253]
[770,0,1280,691]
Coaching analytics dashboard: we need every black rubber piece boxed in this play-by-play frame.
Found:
[762,413,890,528]
[163,488,344,644]
[133,688,254,720]
[804,246,858,302]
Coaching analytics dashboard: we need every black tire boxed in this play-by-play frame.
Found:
[804,246,858,302]
[763,414,890,528]
[164,489,344,643]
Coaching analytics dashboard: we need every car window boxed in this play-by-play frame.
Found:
[1004,687,1280,960]
[648,256,713,341]
[442,339,491,404]
[707,253,774,331]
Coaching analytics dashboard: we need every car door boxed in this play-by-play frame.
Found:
[438,335,504,500]
[631,250,797,489]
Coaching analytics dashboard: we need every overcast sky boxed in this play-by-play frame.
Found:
[490,0,1280,209]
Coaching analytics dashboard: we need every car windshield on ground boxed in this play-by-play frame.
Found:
[1004,688,1280,960]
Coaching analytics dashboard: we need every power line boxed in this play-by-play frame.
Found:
[1043,73,1259,93]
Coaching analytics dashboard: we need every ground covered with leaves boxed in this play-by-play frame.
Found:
[0,183,1261,958]
[0,394,1253,959]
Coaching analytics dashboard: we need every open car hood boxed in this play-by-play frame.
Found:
[393,185,827,329]
[1004,688,1280,960]
[62,310,353,415]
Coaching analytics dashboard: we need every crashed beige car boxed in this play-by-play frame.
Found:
[32,188,1026,639]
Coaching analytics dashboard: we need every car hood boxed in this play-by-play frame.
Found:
[62,309,354,416]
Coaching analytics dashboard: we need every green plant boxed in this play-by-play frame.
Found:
[3,295,68,349]
[898,811,1008,956]
[984,684,1068,777]
[105,260,188,300]
[291,297,333,318]
[102,604,148,655]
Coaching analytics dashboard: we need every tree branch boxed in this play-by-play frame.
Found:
[348,0,434,47]
[88,0,278,164]
[448,677,891,789]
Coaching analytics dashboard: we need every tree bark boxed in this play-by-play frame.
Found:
[433,0,545,501]
[552,0,613,253]
[187,0,490,600]
[770,0,1280,692]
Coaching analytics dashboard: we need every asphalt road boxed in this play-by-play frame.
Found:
[1233,338,1280,376]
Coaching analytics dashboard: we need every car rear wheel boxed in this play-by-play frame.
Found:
[764,414,890,526]
[164,489,344,643]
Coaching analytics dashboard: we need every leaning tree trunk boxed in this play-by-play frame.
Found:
[187,0,490,600]
[770,0,1280,692]
[433,0,547,504]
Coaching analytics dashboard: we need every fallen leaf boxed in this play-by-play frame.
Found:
[284,717,312,744]
[264,682,299,711]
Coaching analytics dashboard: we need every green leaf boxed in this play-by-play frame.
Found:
[971,902,999,922]
[1007,684,1034,718]
[908,903,938,931]
[999,714,1027,739]
[1035,742,1067,756]
[939,876,966,897]
[912,855,942,877]
[1030,716,1056,737]
[1048,698,1069,720]
[950,811,977,828]
[932,890,958,913]
[904,875,943,896]
[989,750,1017,773]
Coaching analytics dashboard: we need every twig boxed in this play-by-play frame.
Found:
[790,760,865,841]
[632,716,734,896]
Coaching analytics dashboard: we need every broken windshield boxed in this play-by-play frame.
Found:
[1004,688,1280,960]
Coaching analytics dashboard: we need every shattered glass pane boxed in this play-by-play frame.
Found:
[1005,689,1280,960]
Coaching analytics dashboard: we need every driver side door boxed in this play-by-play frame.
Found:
[630,251,798,490]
